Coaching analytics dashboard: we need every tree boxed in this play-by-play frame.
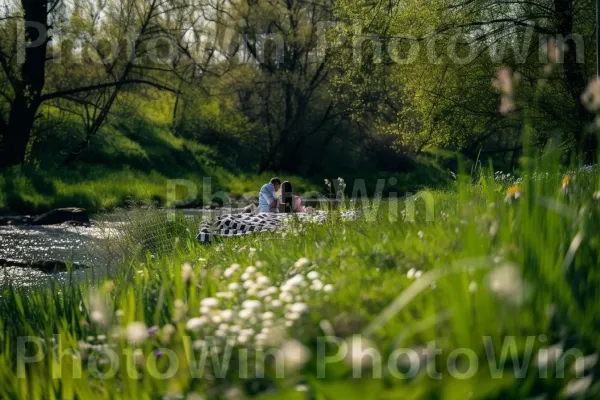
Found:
[0,0,185,168]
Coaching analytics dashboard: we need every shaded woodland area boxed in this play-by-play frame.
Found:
[1,0,598,175]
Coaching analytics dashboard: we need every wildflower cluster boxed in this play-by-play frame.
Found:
[179,261,334,351]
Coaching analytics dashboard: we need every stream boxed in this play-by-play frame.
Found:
[0,209,230,288]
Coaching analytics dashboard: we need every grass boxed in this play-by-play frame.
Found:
[0,150,599,399]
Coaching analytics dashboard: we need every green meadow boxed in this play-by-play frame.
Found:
[1,151,598,399]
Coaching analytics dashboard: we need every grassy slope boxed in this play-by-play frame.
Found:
[0,157,598,399]
[0,94,320,214]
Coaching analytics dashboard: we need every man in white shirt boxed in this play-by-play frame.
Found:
[258,177,281,213]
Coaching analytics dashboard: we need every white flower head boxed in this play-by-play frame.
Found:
[221,309,235,322]
[468,281,478,293]
[294,258,310,269]
[290,302,309,314]
[307,271,320,280]
[238,309,253,320]
[261,311,275,321]
[487,263,527,306]
[200,297,219,308]
[256,275,270,286]
[126,322,148,344]
[181,263,193,283]
[281,340,311,373]
[242,300,261,311]
[287,274,305,286]
[311,279,324,290]
[186,317,207,332]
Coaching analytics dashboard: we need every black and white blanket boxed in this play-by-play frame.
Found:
[196,211,358,244]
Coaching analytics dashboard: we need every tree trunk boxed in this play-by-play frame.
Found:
[0,97,38,168]
[0,0,49,168]
[554,0,597,159]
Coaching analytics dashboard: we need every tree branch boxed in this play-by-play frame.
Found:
[41,79,177,102]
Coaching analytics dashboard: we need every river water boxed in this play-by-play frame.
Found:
[0,208,234,288]
[0,223,109,288]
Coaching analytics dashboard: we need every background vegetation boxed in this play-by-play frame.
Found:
[2,0,598,213]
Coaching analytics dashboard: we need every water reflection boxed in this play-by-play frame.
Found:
[0,224,108,288]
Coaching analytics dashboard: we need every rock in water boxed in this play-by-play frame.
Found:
[32,208,90,226]
[0,259,87,272]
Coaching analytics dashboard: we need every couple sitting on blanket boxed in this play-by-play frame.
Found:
[244,177,305,214]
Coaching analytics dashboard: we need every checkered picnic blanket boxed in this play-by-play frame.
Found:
[196,210,359,244]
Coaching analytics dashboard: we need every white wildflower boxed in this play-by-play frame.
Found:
[307,271,320,280]
[468,281,478,293]
[133,349,145,368]
[200,297,219,308]
[162,324,176,344]
[221,310,235,321]
[281,340,310,373]
[126,322,148,344]
[294,258,310,269]
[242,300,261,311]
[287,275,305,286]
[262,311,275,320]
[223,268,235,278]
[323,284,334,293]
[181,263,193,283]
[279,292,294,303]
[186,317,207,332]
[290,303,309,314]
[536,343,563,369]
[256,275,270,286]
[487,263,527,306]
[407,268,416,279]
[564,375,592,397]
[311,279,324,290]
[270,299,283,308]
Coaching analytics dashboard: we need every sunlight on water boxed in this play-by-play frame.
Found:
[0,223,110,288]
